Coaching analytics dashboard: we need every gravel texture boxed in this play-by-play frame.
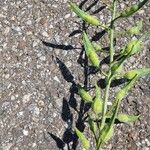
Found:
[0,0,150,150]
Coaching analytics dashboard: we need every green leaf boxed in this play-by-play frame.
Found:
[78,85,93,102]
[111,62,124,75]
[120,0,149,18]
[92,84,103,114]
[88,118,97,134]
[124,68,150,80]
[117,114,140,123]
[75,128,90,150]
[83,32,100,68]
[99,124,114,144]
[68,1,100,26]
[126,20,143,35]
[107,75,138,117]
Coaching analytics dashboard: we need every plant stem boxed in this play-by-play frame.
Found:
[98,1,117,149]
[110,0,117,63]
[100,0,117,131]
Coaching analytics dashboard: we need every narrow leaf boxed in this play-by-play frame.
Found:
[68,1,100,26]
[75,128,90,150]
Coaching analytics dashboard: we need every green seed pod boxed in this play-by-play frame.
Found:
[92,83,103,114]
[78,85,92,102]
[75,128,90,150]
[123,39,143,56]
[124,68,150,80]
[127,20,143,35]
[124,70,137,80]
[116,89,126,100]
[88,118,97,134]
[120,0,148,17]
[118,114,140,123]
[83,32,100,68]
[92,97,103,114]
[68,1,100,26]
[100,124,114,143]
[88,51,100,68]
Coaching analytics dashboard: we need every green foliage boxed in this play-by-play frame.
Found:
[117,114,140,123]
[83,32,100,68]
[78,85,93,102]
[75,128,90,150]
[92,84,103,114]
[126,20,143,35]
[119,0,149,18]
[68,1,100,26]
[67,1,150,150]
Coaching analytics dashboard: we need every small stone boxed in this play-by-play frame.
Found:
[11,95,15,100]
[40,56,46,61]
[64,14,71,19]
[38,100,45,107]
[42,31,49,37]
[5,74,10,79]
[23,129,29,136]
[54,76,60,83]
[26,20,32,25]
[23,94,31,103]
[13,26,21,32]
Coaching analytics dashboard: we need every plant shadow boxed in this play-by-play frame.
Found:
[43,0,127,149]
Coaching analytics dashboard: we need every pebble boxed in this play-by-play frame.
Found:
[23,129,29,136]
[41,31,49,37]
[23,94,31,103]
[54,76,60,83]
[64,14,71,19]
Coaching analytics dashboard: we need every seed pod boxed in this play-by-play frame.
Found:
[92,95,103,114]
[124,68,150,80]
[75,128,90,150]
[127,20,143,35]
[68,1,100,26]
[92,83,103,114]
[116,89,126,100]
[78,85,92,102]
[100,124,114,143]
[118,114,140,123]
[123,39,143,56]
[83,32,100,68]
[120,0,149,17]
[88,118,97,134]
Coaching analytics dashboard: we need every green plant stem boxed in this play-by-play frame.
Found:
[98,1,117,149]
[100,0,117,131]
[110,0,117,63]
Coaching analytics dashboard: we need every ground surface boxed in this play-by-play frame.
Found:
[0,0,150,150]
